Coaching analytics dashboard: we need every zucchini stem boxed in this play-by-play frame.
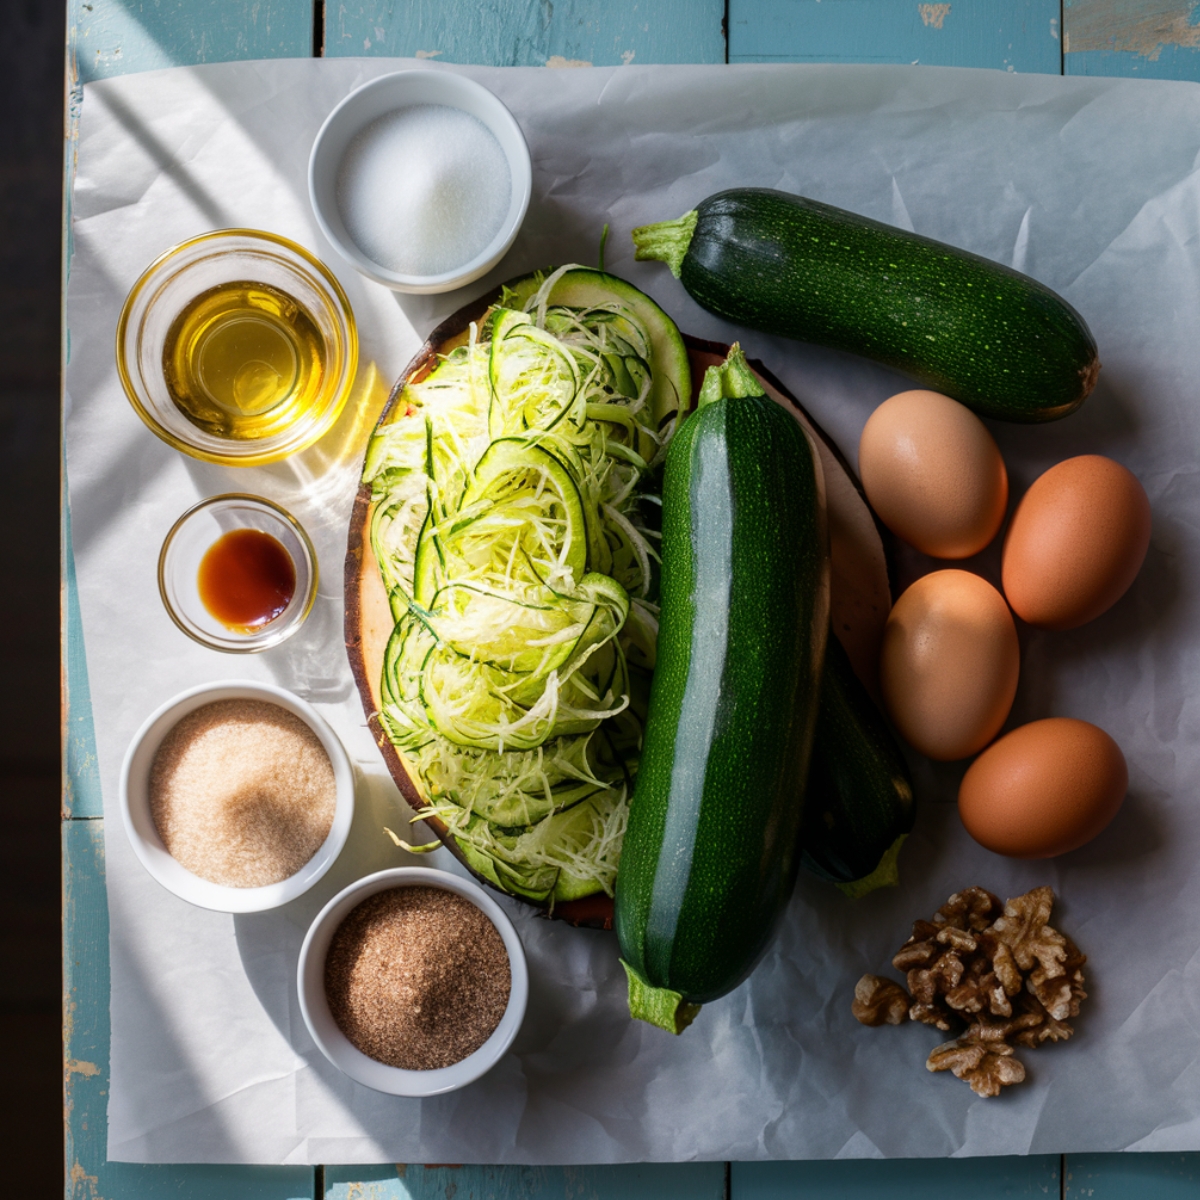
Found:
[697,343,766,410]
[621,959,701,1034]
[836,833,908,900]
[631,210,698,279]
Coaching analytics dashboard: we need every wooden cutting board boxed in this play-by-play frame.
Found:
[344,283,893,927]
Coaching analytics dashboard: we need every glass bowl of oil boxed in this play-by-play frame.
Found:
[159,494,319,652]
[117,229,358,466]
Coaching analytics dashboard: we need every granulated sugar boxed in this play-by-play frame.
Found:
[324,885,511,1070]
[335,103,512,277]
[149,699,337,888]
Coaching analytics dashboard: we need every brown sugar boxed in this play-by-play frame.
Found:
[324,886,512,1070]
[149,698,337,888]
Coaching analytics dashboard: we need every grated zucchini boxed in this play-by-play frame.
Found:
[365,267,690,903]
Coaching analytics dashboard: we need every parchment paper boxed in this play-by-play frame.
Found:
[66,58,1200,1164]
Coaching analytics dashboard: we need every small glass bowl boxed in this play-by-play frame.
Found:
[158,493,318,653]
[116,228,358,466]
[297,867,529,1095]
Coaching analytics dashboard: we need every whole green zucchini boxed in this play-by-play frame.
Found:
[632,188,1099,423]
[802,633,914,898]
[614,346,829,1034]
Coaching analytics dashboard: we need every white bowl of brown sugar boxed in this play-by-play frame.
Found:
[297,867,528,1095]
[120,680,355,912]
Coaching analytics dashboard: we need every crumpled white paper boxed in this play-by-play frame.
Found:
[67,57,1200,1165]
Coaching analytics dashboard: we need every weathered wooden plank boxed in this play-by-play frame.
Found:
[728,0,1062,72]
[64,0,315,1190]
[733,1156,1061,1199]
[1064,0,1200,77]
[63,484,103,819]
[63,818,317,1199]
[62,3,1200,1195]
[1066,1153,1200,1197]
[68,0,314,84]
[324,0,725,66]
[324,1163,727,1200]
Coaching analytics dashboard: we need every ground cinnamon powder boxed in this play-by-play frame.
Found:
[149,699,337,888]
[324,886,511,1070]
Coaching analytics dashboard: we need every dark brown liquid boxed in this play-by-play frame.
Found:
[198,528,296,632]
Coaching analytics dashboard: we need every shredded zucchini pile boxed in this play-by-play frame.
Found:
[363,267,682,904]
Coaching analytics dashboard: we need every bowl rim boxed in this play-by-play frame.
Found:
[119,679,355,913]
[115,227,359,466]
[157,492,319,653]
[307,69,533,294]
[296,866,529,1095]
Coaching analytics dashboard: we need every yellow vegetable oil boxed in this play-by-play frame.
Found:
[162,281,326,440]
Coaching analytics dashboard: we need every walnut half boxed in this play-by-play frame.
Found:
[927,1036,1026,1097]
[852,975,911,1026]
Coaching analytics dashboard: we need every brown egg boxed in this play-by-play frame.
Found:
[1002,455,1151,630]
[880,569,1019,761]
[859,389,1008,558]
[958,718,1127,857]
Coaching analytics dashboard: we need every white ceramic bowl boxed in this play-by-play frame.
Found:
[119,681,355,913]
[297,867,529,1095]
[308,70,532,293]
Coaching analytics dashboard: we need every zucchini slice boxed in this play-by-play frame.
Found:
[505,266,691,429]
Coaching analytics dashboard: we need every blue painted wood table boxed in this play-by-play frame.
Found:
[63,1,1200,1196]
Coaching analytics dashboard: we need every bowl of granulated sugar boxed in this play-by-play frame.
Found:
[297,867,528,1095]
[308,70,532,293]
[120,681,355,912]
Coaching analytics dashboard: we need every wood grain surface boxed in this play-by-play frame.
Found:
[735,1158,1061,1198]
[324,1163,727,1200]
[324,0,725,67]
[345,308,892,928]
[1064,0,1200,77]
[63,819,317,1199]
[729,0,1063,71]
[62,0,1200,1196]
[68,0,313,83]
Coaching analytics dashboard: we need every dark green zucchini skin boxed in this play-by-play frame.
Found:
[614,387,828,1005]
[801,633,914,885]
[646,188,1099,423]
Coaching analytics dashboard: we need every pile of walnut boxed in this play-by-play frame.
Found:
[852,885,1086,1098]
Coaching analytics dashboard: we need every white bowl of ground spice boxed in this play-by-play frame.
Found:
[120,681,355,912]
[297,867,528,1095]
